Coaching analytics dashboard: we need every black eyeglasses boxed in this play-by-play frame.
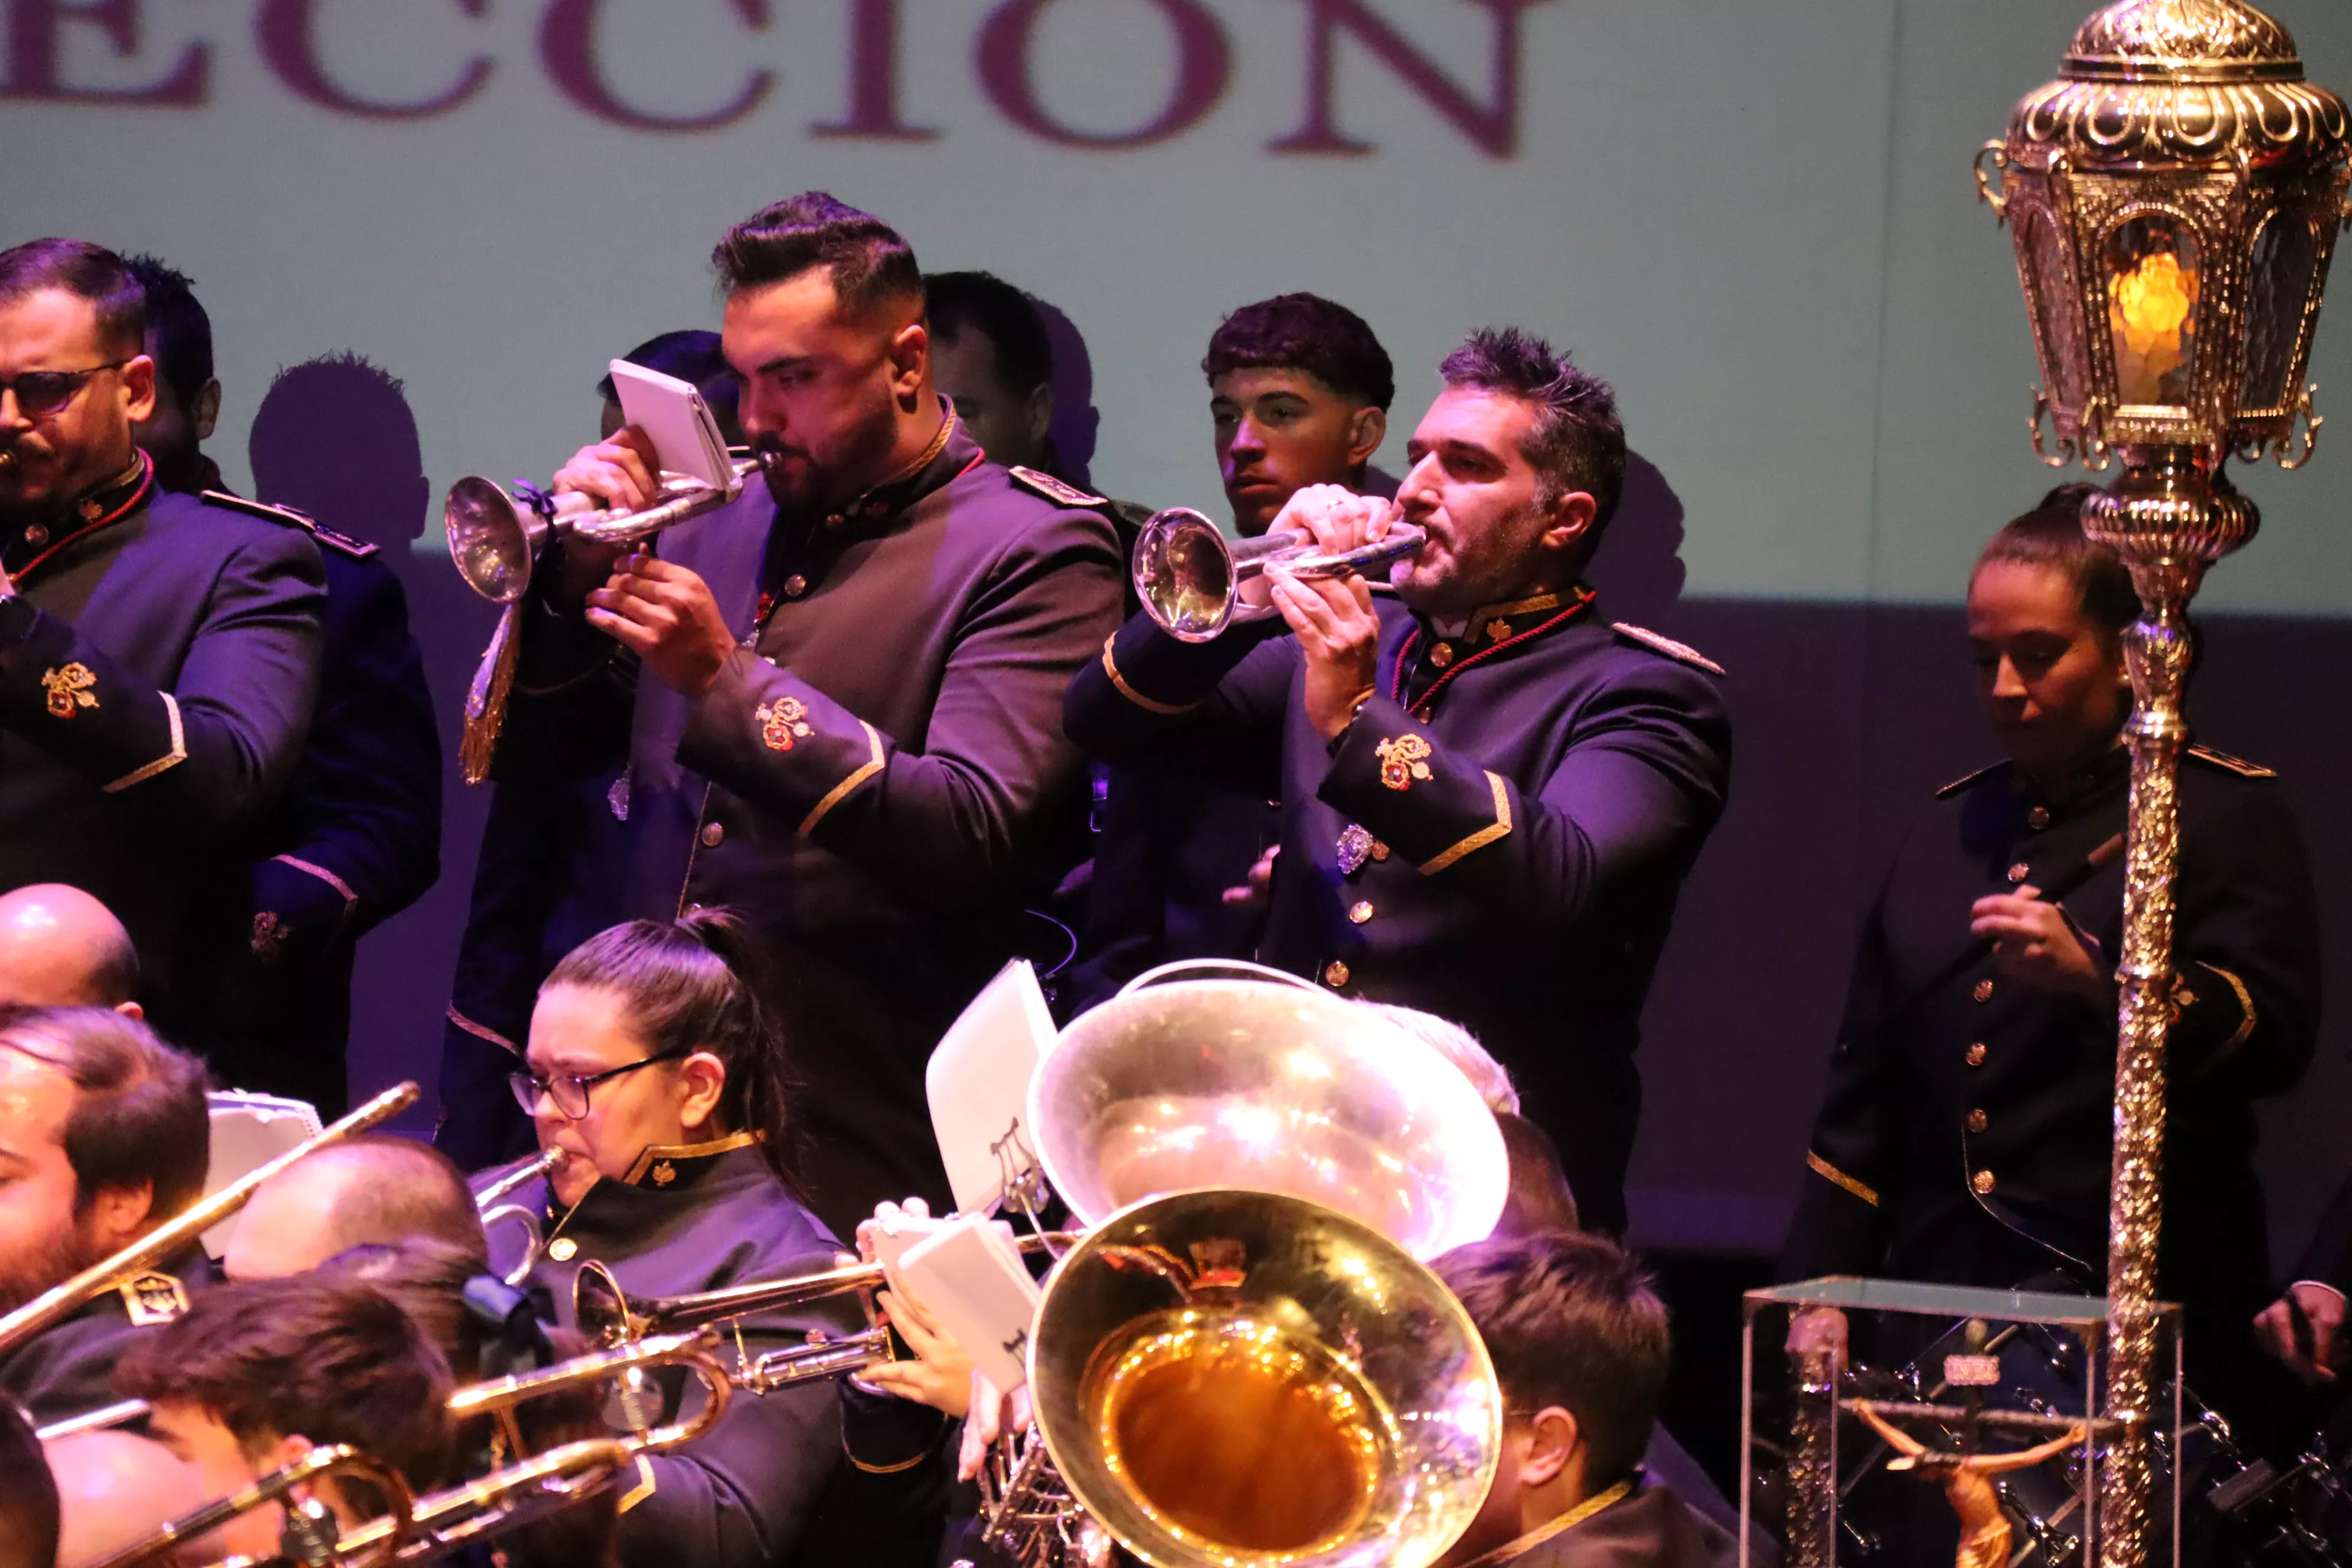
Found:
[0,361,130,419]
[509,1047,688,1121]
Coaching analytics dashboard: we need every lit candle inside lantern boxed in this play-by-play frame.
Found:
[2110,244,2199,404]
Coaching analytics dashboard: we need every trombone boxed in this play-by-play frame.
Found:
[83,1443,419,1568]
[0,1082,422,1358]
[474,1148,565,1288]
[1132,507,1426,642]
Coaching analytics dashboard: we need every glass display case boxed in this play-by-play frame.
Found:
[1743,1278,2181,1568]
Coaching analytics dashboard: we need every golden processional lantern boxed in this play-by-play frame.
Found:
[1976,4,2351,1563]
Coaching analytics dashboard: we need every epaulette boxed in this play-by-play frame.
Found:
[201,489,380,559]
[118,1269,190,1325]
[1007,466,1109,509]
[1611,622,1725,677]
[1936,762,2005,799]
[2187,743,2276,779]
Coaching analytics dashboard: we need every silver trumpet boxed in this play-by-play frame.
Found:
[1133,507,1426,642]
[443,454,769,605]
[475,1148,566,1289]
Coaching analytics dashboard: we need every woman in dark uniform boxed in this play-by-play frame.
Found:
[1780,491,2321,1450]
[477,911,847,1568]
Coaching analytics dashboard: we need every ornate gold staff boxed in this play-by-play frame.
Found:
[1975,4,2351,1562]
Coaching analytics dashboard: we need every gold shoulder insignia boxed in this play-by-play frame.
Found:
[1610,622,1726,677]
[2187,743,2276,779]
[119,1270,190,1325]
[1936,762,2005,799]
[1007,466,1108,509]
[200,490,379,558]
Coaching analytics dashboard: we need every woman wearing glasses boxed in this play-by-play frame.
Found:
[476,909,852,1568]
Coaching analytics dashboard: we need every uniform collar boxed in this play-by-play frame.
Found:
[1414,588,1586,669]
[2,452,153,579]
[2015,737,2131,819]
[620,1128,762,1188]
[809,400,974,535]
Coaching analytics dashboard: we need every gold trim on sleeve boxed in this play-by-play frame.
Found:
[2201,963,2258,1053]
[798,721,886,836]
[102,691,186,792]
[273,854,359,907]
[1101,636,1200,716]
[845,1439,933,1475]
[1807,1150,1881,1207]
[615,1455,658,1513]
[1418,772,1514,875]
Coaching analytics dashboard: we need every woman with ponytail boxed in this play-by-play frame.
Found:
[474,908,848,1568]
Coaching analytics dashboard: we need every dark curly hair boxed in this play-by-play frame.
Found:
[1202,293,1394,411]
[1440,328,1625,528]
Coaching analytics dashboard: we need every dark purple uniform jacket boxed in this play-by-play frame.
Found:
[1064,589,1732,1233]
[445,417,1123,1236]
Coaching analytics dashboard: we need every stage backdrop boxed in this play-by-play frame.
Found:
[8,0,2352,1264]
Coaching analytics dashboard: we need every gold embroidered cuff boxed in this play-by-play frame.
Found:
[1808,1150,1880,1207]
[1101,636,1200,716]
[1419,773,1514,875]
[2202,963,2258,1053]
[103,692,186,792]
[275,853,359,908]
[798,721,886,835]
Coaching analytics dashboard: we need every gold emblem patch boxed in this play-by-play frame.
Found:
[1376,734,1435,792]
[756,697,814,753]
[119,1270,189,1325]
[252,911,289,963]
[41,663,97,718]
[651,1161,677,1187]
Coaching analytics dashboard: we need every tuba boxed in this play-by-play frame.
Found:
[1132,507,1426,642]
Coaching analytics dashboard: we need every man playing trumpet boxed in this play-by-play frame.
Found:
[1066,331,1732,1234]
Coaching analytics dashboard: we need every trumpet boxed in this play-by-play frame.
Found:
[475,1148,565,1288]
[0,1082,421,1358]
[1133,507,1426,642]
[443,455,770,605]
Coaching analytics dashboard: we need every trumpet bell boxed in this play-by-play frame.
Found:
[1133,508,1241,642]
[445,476,543,605]
[1033,979,1508,1260]
[1030,1188,1501,1568]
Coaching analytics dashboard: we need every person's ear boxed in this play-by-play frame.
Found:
[1538,491,1599,558]
[676,1051,728,1132]
[1024,382,1054,449]
[1517,1406,1581,1488]
[87,1179,154,1247]
[263,1432,313,1475]
[890,322,929,407]
[113,999,145,1021]
[193,380,223,443]
[1345,406,1387,470]
[120,355,158,425]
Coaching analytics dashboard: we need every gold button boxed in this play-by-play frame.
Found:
[2027,806,2052,830]
[1966,1042,1988,1067]
[24,524,47,547]
[1430,643,1454,669]
[700,822,724,847]
[547,1238,577,1262]
[1972,1170,1995,1195]
[1370,840,1390,862]
[1323,961,1350,988]
[1973,978,1994,1004]
[2007,862,2031,884]
[783,574,807,599]
[1348,901,1374,925]
[1966,1109,1988,1133]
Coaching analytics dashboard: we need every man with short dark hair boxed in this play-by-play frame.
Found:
[224,1135,486,1282]
[0,1006,213,1425]
[120,254,222,496]
[1433,1231,1735,1567]
[1063,294,1399,1013]
[440,194,1123,1233]
[116,1272,458,1562]
[926,272,1057,476]
[1067,329,1730,1233]
[0,239,326,1081]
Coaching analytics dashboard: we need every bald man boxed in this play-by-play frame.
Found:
[0,885,141,1014]
[44,1429,215,1568]
[223,1135,485,1282]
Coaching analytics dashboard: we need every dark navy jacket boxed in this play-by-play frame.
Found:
[0,1244,211,1429]
[0,465,324,1076]
[481,1138,847,1568]
[1781,746,2319,1415]
[1064,589,1733,1234]
[441,416,1125,1235]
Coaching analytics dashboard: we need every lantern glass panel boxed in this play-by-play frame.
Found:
[2106,214,2201,408]
[2026,207,2089,413]
[2240,210,2320,413]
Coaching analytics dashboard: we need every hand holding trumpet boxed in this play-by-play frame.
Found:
[1264,485,1398,740]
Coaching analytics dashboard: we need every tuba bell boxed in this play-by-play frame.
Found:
[1132,507,1426,642]
[1021,1188,1501,1568]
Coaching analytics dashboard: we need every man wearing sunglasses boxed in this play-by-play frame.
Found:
[0,239,325,1083]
